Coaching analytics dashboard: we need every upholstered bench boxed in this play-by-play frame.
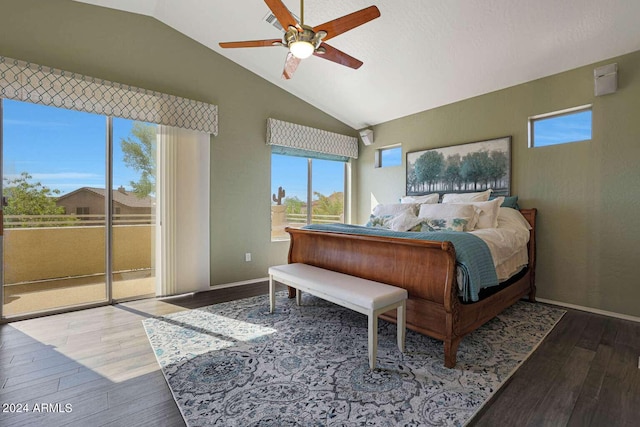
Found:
[268,263,408,370]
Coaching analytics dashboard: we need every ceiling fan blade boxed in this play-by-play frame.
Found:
[282,52,302,80]
[313,6,380,42]
[314,43,363,69]
[219,39,282,49]
[264,0,300,30]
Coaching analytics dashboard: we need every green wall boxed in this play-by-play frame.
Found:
[0,0,357,286]
[357,50,640,318]
[2,0,639,318]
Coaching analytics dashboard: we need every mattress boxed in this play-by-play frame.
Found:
[463,208,531,284]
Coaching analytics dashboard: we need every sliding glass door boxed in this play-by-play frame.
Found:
[2,100,107,317]
[111,118,156,301]
[1,100,158,319]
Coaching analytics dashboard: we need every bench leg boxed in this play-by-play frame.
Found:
[368,313,378,370]
[397,301,406,353]
[296,289,302,306]
[269,275,275,314]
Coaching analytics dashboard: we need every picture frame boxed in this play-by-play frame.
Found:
[406,136,511,197]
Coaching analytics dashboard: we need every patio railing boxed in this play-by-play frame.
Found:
[285,213,343,225]
[4,214,155,228]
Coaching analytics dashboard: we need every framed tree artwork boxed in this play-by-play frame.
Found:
[406,136,511,197]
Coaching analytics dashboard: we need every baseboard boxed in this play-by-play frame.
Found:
[536,297,640,323]
[156,278,269,300]
[202,284,640,323]
[209,277,269,290]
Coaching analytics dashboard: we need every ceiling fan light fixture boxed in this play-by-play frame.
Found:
[289,40,315,59]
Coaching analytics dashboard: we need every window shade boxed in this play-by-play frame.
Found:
[0,56,218,135]
[266,118,358,160]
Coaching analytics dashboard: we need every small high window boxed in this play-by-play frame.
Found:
[529,105,592,147]
[375,145,402,168]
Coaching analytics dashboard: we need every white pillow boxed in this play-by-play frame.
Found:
[365,211,422,232]
[372,203,417,217]
[441,189,492,203]
[497,207,532,231]
[388,211,423,232]
[452,197,504,229]
[417,203,479,231]
[399,193,439,205]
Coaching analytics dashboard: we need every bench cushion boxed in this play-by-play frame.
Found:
[269,263,407,310]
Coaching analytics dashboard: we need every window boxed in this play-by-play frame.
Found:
[529,105,592,147]
[375,145,402,168]
[1,99,158,318]
[271,153,346,241]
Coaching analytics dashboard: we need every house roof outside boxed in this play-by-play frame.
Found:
[57,187,154,208]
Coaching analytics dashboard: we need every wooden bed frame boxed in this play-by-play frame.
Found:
[285,208,537,368]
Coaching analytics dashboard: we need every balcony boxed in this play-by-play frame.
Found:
[271,205,343,241]
[4,209,345,317]
[3,214,155,317]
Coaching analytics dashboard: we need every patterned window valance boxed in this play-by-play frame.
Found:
[266,118,358,160]
[0,56,218,135]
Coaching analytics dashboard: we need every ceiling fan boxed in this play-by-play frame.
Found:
[219,0,381,79]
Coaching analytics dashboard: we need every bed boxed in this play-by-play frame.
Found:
[284,206,537,368]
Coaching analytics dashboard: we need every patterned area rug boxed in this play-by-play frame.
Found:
[143,292,565,426]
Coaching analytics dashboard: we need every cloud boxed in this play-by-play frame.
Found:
[4,172,100,180]
[31,172,101,180]
[3,172,104,194]
[4,119,71,128]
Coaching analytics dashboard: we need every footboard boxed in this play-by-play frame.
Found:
[284,208,536,368]
[286,227,460,338]
[287,228,458,305]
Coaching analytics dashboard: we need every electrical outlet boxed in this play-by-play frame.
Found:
[245,253,252,262]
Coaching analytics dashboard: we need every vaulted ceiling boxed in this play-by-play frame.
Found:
[74,0,640,129]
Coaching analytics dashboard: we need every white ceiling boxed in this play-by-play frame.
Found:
[75,0,640,130]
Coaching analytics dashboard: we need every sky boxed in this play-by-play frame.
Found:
[3,99,149,195]
[381,146,402,167]
[533,110,592,147]
[3,98,345,203]
[3,98,590,200]
[271,154,345,202]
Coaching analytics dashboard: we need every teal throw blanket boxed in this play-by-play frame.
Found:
[302,223,498,302]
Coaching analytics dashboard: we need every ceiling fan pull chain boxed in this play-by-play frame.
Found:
[300,0,304,27]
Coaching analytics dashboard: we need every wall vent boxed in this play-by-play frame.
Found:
[264,11,299,32]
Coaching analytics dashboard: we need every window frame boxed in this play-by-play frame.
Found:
[270,153,349,242]
[374,144,402,168]
[528,104,592,148]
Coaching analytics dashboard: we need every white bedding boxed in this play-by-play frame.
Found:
[457,208,532,288]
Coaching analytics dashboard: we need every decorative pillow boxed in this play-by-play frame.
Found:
[412,218,467,232]
[416,203,479,232]
[441,189,492,203]
[452,197,504,229]
[399,193,439,205]
[490,195,519,209]
[365,214,393,228]
[366,211,422,232]
[388,211,423,231]
[372,202,418,217]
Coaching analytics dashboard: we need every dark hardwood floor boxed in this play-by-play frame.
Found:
[1,283,639,426]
